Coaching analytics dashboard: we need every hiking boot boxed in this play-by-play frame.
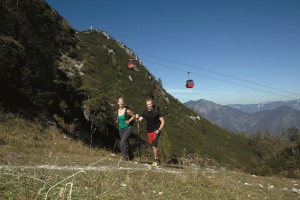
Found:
[155,159,161,165]
[122,156,129,161]
[151,161,158,167]
[152,159,160,167]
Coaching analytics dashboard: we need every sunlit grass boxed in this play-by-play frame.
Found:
[0,112,299,199]
[1,163,299,199]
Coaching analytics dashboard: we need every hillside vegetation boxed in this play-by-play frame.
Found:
[0,0,79,114]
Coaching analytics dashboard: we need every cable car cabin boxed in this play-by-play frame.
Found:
[186,80,194,88]
[127,59,137,69]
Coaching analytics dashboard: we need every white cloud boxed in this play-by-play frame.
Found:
[166,88,236,95]
[165,87,282,104]
[166,88,203,93]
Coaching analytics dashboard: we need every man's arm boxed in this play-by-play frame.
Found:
[156,117,165,133]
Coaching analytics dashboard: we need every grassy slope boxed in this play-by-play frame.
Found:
[0,113,299,199]
[77,30,259,169]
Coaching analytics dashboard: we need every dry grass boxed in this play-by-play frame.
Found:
[1,163,299,199]
[1,113,300,199]
[0,114,107,166]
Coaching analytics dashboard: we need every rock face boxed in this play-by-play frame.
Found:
[185,99,300,135]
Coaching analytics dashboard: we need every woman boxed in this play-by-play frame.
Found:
[116,97,135,161]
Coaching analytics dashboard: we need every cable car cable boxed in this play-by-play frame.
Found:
[143,59,296,100]
[136,51,300,97]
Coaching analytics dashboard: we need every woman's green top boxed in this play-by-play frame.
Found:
[117,110,130,129]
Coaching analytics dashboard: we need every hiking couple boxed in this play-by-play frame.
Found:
[116,97,165,166]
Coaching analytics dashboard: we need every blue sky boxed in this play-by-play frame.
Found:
[46,0,300,105]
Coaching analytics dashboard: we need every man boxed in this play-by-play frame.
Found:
[136,99,165,166]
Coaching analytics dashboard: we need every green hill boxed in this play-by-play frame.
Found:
[0,0,273,172]
[73,29,262,169]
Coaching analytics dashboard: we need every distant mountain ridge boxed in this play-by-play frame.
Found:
[185,99,300,135]
[228,100,300,113]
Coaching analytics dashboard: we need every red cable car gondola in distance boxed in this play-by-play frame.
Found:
[186,72,194,88]
[127,58,137,69]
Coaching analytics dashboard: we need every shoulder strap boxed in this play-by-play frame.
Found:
[153,105,158,115]
[125,107,130,119]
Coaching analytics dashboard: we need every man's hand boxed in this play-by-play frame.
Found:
[135,114,142,122]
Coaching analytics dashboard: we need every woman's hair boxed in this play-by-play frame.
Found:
[118,97,128,109]
[118,96,125,102]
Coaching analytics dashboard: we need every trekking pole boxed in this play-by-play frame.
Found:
[160,132,167,164]
[137,121,141,163]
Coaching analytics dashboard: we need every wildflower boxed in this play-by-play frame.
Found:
[267,184,274,189]
[59,188,65,198]
[292,188,300,194]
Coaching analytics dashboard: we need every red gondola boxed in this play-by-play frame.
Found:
[186,72,194,88]
[127,58,137,69]
[186,80,194,88]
